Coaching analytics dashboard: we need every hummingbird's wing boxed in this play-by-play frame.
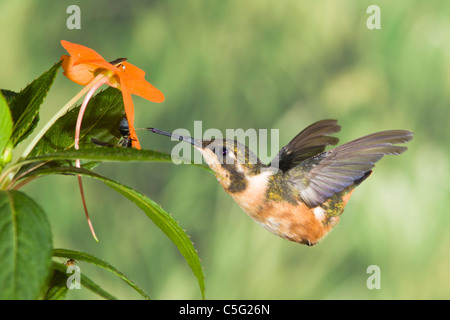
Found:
[270,119,341,171]
[286,130,413,208]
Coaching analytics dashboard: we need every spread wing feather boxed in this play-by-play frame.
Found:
[270,119,341,171]
[286,130,413,207]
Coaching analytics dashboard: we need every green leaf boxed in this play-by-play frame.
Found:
[20,147,211,176]
[29,147,172,163]
[42,262,69,300]
[0,190,53,299]
[14,147,178,185]
[99,184,207,299]
[9,62,61,147]
[27,166,206,299]
[0,92,13,161]
[29,87,127,158]
[19,87,131,176]
[48,261,117,300]
[53,248,147,300]
[0,89,18,104]
[14,146,210,185]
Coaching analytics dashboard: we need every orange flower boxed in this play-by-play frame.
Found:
[60,40,164,241]
[60,40,164,149]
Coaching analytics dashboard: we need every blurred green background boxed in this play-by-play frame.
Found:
[1,0,449,299]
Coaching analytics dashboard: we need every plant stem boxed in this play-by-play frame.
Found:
[1,74,108,190]
[73,78,110,243]
[20,74,107,160]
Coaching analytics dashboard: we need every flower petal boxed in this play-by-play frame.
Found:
[60,40,115,85]
[61,40,108,64]
[119,78,141,149]
[61,55,97,85]
[118,62,165,103]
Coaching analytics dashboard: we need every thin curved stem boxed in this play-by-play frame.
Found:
[21,73,107,160]
[74,76,110,242]
[74,76,110,150]
[7,160,50,190]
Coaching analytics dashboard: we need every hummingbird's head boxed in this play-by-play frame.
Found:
[147,128,266,193]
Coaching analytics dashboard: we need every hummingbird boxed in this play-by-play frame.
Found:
[147,120,413,246]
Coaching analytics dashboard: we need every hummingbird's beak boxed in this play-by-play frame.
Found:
[146,128,202,148]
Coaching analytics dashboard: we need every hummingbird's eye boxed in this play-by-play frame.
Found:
[210,146,228,159]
